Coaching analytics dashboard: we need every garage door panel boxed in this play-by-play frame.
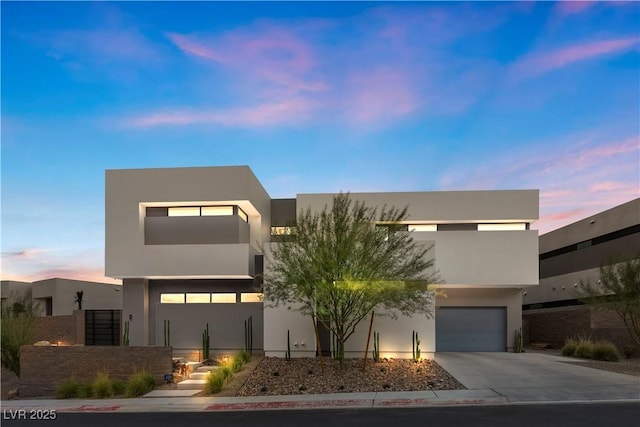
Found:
[436,307,506,352]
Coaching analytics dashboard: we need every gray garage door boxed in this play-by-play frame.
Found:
[436,307,506,352]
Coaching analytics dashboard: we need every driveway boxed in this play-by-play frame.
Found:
[435,352,640,402]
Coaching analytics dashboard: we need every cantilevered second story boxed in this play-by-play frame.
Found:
[105,166,271,280]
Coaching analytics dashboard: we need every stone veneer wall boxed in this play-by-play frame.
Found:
[523,305,637,351]
[33,311,85,345]
[19,346,172,397]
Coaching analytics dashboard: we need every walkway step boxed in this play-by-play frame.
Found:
[189,372,213,380]
[196,365,221,373]
[177,379,206,390]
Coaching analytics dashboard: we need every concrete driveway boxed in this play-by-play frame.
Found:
[435,352,640,403]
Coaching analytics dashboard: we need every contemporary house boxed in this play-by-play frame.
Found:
[523,198,640,350]
[105,166,539,358]
[1,278,122,316]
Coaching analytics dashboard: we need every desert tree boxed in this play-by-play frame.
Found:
[263,193,440,368]
[1,291,41,377]
[579,257,640,348]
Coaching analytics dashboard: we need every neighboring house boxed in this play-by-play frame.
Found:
[0,280,36,314]
[0,278,122,316]
[523,198,640,350]
[105,166,539,358]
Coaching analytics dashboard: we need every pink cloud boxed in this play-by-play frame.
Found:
[511,37,639,80]
[343,68,418,123]
[555,1,597,16]
[128,97,316,128]
[440,132,639,234]
[167,27,326,96]
[2,249,45,260]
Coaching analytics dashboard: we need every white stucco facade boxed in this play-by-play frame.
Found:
[105,166,539,356]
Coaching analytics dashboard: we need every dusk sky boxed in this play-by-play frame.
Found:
[1,1,639,284]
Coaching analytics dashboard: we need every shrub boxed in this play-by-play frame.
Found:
[126,372,155,397]
[574,341,593,359]
[220,366,233,381]
[204,371,225,395]
[111,379,126,396]
[92,372,113,399]
[56,379,81,399]
[623,346,637,359]
[591,341,620,362]
[231,356,244,373]
[237,350,251,364]
[561,338,579,357]
[77,382,93,398]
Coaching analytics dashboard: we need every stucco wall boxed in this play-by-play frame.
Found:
[105,166,271,279]
[32,278,122,316]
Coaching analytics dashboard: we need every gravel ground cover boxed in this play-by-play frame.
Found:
[236,357,464,396]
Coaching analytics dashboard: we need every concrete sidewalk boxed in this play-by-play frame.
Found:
[1,387,638,413]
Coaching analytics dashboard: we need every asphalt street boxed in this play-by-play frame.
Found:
[3,402,640,427]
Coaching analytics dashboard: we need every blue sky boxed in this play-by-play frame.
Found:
[2,1,639,284]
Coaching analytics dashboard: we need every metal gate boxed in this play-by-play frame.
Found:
[85,310,121,346]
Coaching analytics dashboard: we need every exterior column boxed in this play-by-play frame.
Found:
[122,278,149,346]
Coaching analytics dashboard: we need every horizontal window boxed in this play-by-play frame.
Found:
[186,293,210,303]
[241,293,263,303]
[211,293,237,304]
[408,224,437,232]
[201,206,233,216]
[160,293,185,304]
[168,207,201,217]
[271,226,295,235]
[478,223,527,231]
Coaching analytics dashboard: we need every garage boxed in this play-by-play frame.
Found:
[436,307,506,352]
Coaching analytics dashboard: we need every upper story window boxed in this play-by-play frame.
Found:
[408,224,437,232]
[158,205,248,222]
[168,207,201,217]
[478,223,527,231]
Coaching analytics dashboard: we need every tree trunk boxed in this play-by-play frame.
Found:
[362,311,375,372]
[312,315,324,374]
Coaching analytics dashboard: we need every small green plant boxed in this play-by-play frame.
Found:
[204,371,225,394]
[202,323,210,360]
[126,371,155,397]
[591,341,620,362]
[574,341,593,359]
[244,315,253,356]
[56,378,81,399]
[237,349,251,364]
[623,346,637,359]
[77,382,93,398]
[111,379,126,395]
[123,321,130,346]
[561,338,578,357]
[412,330,421,361]
[92,372,113,399]
[164,319,171,347]
[220,366,234,381]
[285,329,291,361]
[513,328,524,353]
[373,331,380,362]
[231,355,244,373]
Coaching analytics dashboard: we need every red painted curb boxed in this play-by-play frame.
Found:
[206,399,367,411]
[62,405,122,412]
